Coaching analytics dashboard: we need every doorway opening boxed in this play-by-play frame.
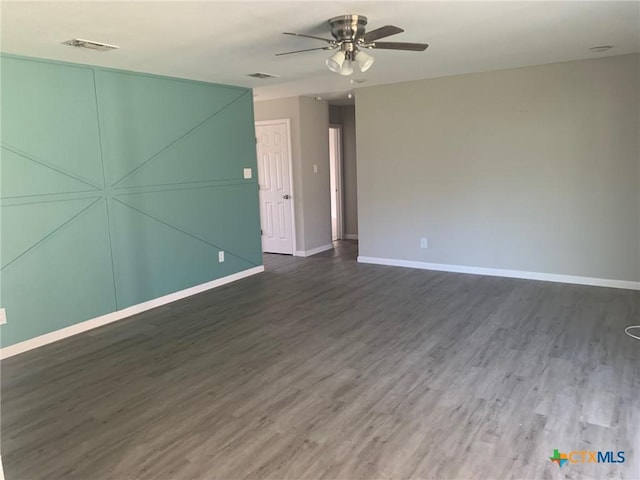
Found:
[329,125,344,241]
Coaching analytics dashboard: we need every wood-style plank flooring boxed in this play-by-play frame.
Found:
[2,241,639,479]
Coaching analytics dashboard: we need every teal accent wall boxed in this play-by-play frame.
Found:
[0,54,262,348]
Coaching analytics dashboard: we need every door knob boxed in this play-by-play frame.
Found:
[283,194,291,199]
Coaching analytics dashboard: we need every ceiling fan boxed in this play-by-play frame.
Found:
[276,14,429,76]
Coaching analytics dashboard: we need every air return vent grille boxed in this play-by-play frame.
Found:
[62,38,119,51]
[248,72,278,79]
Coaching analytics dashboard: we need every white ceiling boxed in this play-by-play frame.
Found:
[2,1,639,103]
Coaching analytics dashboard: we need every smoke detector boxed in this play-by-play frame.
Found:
[62,38,119,52]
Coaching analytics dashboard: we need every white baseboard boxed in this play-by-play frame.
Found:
[295,243,334,257]
[344,234,359,240]
[0,266,265,359]
[357,256,640,291]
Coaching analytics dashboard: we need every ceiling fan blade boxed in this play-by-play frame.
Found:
[275,46,334,56]
[372,42,429,51]
[283,32,335,44]
[362,25,404,42]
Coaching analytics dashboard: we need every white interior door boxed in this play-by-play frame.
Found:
[256,121,294,254]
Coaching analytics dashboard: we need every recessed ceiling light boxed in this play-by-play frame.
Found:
[62,38,119,51]
[315,96,323,101]
[589,45,613,52]
[248,72,279,79]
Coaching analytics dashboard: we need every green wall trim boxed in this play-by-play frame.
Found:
[0,54,262,347]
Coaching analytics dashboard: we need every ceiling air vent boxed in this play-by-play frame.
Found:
[62,38,119,52]
[248,72,279,79]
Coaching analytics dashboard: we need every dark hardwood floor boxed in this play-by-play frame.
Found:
[2,241,639,479]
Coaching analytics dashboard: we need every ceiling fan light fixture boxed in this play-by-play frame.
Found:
[339,58,354,76]
[326,50,346,73]
[356,50,375,72]
[282,14,428,76]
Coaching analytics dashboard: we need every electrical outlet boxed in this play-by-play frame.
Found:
[0,308,6,325]
[243,168,252,179]
[218,251,225,263]
[420,237,428,249]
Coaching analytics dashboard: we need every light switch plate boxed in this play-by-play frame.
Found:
[0,308,6,325]
[420,237,428,249]
[218,251,225,263]
[313,164,318,174]
[243,168,252,179]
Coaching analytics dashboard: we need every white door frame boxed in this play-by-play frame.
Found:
[255,119,297,255]
[329,124,344,241]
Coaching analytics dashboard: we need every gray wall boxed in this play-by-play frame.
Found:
[254,96,331,253]
[329,105,342,125]
[299,96,332,251]
[356,54,640,282]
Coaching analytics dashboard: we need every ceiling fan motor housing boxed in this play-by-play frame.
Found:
[328,14,368,45]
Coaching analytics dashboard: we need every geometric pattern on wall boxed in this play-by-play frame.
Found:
[0,56,104,186]
[0,196,99,270]
[0,148,100,199]
[94,70,248,187]
[0,55,262,347]
[115,97,256,188]
[108,198,257,310]
[0,200,117,344]
[114,184,262,267]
